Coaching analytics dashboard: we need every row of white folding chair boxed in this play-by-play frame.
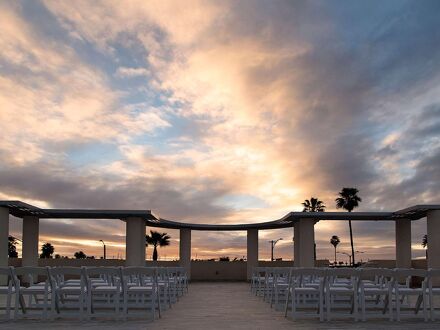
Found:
[0,266,187,321]
[279,267,433,321]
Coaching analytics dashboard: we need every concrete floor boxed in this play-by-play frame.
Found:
[0,282,439,329]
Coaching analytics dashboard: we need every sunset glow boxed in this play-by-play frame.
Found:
[1,1,439,262]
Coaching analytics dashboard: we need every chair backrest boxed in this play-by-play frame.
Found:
[0,267,15,288]
[14,266,50,285]
[394,268,427,280]
[427,268,440,288]
[84,267,121,286]
[122,267,157,287]
[359,268,393,279]
[122,266,156,277]
[291,268,326,286]
[49,267,85,287]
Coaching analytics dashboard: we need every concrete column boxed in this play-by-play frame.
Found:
[246,229,258,280]
[294,223,300,267]
[0,207,9,268]
[22,216,39,267]
[298,219,316,267]
[427,210,440,270]
[125,217,146,266]
[395,219,411,268]
[179,229,191,279]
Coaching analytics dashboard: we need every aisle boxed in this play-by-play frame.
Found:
[150,282,294,330]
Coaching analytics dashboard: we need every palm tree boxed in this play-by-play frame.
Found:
[335,187,362,266]
[302,197,326,212]
[40,242,55,258]
[422,234,428,258]
[74,251,87,259]
[330,235,340,265]
[8,236,18,258]
[146,230,171,261]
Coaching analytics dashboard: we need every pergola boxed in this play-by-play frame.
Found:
[1,201,439,279]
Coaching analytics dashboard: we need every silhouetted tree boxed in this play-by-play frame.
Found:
[335,187,362,266]
[330,235,340,264]
[422,234,428,248]
[74,251,87,259]
[302,197,326,212]
[146,231,171,261]
[40,242,55,258]
[422,234,428,258]
[8,236,18,258]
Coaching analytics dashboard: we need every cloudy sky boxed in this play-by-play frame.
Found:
[1,0,439,261]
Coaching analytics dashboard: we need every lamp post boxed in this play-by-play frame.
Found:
[337,252,351,266]
[269,238,283,261]
[99,240,106,260]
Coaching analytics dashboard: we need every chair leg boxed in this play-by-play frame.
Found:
[319,292,324,322]
[6,292,11,320]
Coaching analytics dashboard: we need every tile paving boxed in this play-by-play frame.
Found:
[0,282,439,329]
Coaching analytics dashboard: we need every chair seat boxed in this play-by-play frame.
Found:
[395,288,423,294]
[328,287,353,294]
[363,288,389,295]
[0,287,15,293]
[59,286,85,293]
[21,286,51,293]
[93,286,119,292]
[293,287,320,293]
[128,286,154,292]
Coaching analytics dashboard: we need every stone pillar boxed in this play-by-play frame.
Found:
[179,229,191,279]
[246,229,258,280]
[22,216,39,267]
[125,217,146,266]
[298,219,316,267]
[294,223,300,267]
[0,207,9,268]
[395,219,412,268]
[427,210,440,270]
[0,208,9,285]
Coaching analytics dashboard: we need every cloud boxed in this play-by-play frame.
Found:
[115,67,150,78]
[1,0,440,259]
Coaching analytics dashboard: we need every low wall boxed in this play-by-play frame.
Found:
[364,259,427,269]
[8,258,427,281]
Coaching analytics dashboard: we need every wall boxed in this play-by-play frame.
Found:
[8,258,428,281]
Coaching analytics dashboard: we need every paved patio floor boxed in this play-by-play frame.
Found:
[1,282,439,329]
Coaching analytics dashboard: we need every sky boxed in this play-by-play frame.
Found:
[1,0,439,262]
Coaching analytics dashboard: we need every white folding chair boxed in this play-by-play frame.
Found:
[251,267,265,296]
[393,268,428,321]
[270,267,290,310]
[85,267,121,320]
[157,267,173,309]
[358,268,393,321]
[13,266,54,320]
[48,267,87,320]
[121,267,160,320]
[284,268,326,321]
[427,268,440,321]
[325,268,359,321]
[0,267,18,320]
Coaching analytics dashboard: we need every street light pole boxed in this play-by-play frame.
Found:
[99,240,106,260]
[269,238,283,261]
